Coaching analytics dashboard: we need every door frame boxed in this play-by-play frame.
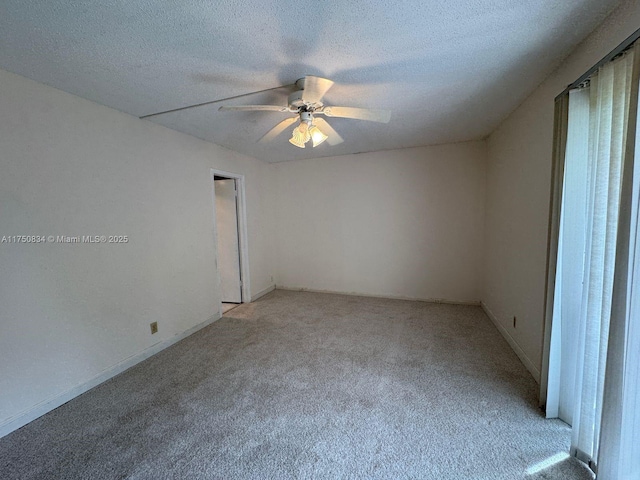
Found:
[210,168,250,304]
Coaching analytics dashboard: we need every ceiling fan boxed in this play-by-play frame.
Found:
[218,76,391,148]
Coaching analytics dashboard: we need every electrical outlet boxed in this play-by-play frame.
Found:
[513,316,517,328]
[150,321,158,334]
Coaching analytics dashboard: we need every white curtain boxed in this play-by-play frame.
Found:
[546,87,589,423]
[571,46,635,466]
[547,43,640,477]
[597,46,640,480]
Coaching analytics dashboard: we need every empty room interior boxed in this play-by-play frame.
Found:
[1,1,640,479]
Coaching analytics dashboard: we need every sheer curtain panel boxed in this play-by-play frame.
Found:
[597,45,640,480]
[546,43,640,478]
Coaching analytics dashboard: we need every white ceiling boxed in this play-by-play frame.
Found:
[0,0,621,162]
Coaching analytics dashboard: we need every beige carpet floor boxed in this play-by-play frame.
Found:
[0,290,594,479]
[222,302,241,314]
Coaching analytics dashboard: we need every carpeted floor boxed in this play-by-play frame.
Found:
[222,302,241,314]
[0,290,594,479]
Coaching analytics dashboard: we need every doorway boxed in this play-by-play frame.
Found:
[211,169,250,314]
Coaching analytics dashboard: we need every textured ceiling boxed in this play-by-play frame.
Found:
[0,0,621,162]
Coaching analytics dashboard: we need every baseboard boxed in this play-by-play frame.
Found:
[251,284,276,302]
[276,285,480,306]
[480,301,541,383]
[0,311,221,439]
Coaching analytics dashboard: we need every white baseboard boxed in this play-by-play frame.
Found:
[276,285,480,306]
[251,284,276,302]
[0,312,221,439]
[480,301,541,383]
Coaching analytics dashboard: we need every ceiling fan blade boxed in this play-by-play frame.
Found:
[314,118,344,146]
[300,76,334,104]
[219,105,289,112]
[322,106,391,123]
[259,117,299,143]
[140,84,296,119]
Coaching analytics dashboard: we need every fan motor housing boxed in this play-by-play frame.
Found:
[288,90,305,108]
[288,90,322,111]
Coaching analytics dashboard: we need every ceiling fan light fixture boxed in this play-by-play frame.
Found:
[289,114,327,148]
[309,125,328,147]
[289,135,306,148]
[290,121,312,148]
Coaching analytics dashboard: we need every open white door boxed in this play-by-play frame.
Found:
[215,179,242,303]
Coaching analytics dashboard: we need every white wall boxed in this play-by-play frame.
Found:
[0,69,275,435]
[482,0,640,383]
[273,142,486,304]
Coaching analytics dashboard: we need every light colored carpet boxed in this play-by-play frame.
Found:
[0,290,594,479]
[222,302,240,314]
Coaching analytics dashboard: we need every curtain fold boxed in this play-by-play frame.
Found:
[541,93,569,412]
